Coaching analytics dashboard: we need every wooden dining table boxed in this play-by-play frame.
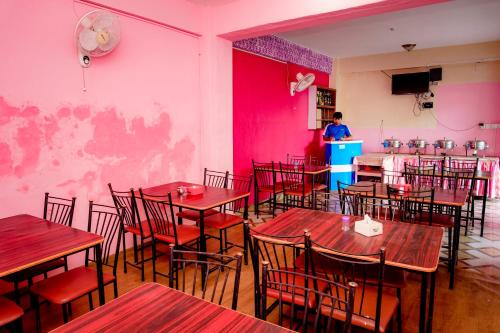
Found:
[251,208,443,333]
[140,181,250,265]
[51,282,293,332]
[347,181,467,290]
[0,214,106,305]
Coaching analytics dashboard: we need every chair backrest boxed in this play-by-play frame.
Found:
[203,168,228,188]
[387,185,435,224]
[287,153,307,165]
[86,202,124,275]
[168,245,243,310]
[252,160,278,191]
[43,193,76,227]
[337,181,376,216]
[108,183,139,230]
[382,169,405,185]
[139,190,178,244]
[225,173,252,212]
[280,162,306,194]
[308,238,386,333]
[314,192,343,213]
[443,167,476,192]
[261,260,355,333]
[404,163,436,187]
[449,158,478,171]
[309,156,325,166]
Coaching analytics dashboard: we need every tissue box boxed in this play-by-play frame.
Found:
[187,185,204,195]
[354,215,383,237]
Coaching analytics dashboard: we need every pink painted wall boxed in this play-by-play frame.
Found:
[352,82,500,156]
[233,49,329,179]
[0,1,202,231]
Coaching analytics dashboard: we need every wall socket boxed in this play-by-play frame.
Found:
[479,123,500,129]
[422,102,433,109]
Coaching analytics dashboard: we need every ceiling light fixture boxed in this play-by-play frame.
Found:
[402,43,416,52]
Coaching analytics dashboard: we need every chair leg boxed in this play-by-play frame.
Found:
[88,293,94,311]
[397,288,402,333]
[123,231,127,274]
[140,238,145,282]
[62,303,69,323]
[133,235,139,263]
[152,240,157,283]
[31,293,41,333]
[113,280,118,298]
[219,229,224,255]
[272,193,276,217]
[14,316,23,333]
[448,228,452,272]
[243,224,248,265]
[224,229,229,253]
[67,301,72,315]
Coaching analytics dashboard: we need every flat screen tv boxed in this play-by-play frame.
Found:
[392,72,430,95]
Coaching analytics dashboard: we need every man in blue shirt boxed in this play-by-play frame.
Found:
[323,112,352,141]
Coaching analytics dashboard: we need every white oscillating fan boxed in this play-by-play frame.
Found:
[75,10,121,67]
[290,72,315,96]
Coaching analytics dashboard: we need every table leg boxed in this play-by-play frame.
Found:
[243,196,249,265]
[254,177,259,217]
[199,210,207,285]
[480,179,488,237]
[427,271,437,333]
[419,272,428,333]
[450,205,461,289]
[95,243,105,305]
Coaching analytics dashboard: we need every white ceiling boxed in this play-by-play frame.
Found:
[277,0,500,58]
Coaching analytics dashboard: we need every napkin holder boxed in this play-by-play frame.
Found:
[354,215,383,237]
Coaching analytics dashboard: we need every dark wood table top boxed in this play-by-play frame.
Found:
[51,283,292,333]
[257,163,329,175]
[0,214,103,278]
[140,181,250,211]
[347,182,468,207]
[252,208,443,273]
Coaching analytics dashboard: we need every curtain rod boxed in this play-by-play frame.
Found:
[74,0,201,38]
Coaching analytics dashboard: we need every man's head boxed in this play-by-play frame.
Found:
[333,112,343,125]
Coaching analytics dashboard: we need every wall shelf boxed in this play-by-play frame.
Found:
[308,86,336,130]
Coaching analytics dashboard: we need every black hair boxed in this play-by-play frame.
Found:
[333,112,343,119]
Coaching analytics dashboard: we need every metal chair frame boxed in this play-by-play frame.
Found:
[253,160,283,218]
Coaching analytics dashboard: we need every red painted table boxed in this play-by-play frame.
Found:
[51,283,292,333]
[252,208,443,333]
[0,214,105,305]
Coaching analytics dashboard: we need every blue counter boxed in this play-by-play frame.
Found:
[325,140,363,190]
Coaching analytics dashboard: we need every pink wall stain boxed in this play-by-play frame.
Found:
[14,120,42,178]
[57,107,71,119]
[17,184,29,193]
[0,142,13,176]
[43,115,59,144]
[0,96,21,125]
[233,49,330,195]
[73,105,91,121]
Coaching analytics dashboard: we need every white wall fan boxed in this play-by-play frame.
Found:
[75,10,121,67]
[290,72,315,96]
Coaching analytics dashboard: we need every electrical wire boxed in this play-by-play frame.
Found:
[429,111,478,132]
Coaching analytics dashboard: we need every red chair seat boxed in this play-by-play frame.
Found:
[0,280,13,296]
[313,184,328,191]
[258,184,284,193]
[419,212,454,228]
[155,225,200,246]
[0,296,23,327]
[204,213,243,230]
[30,266,115,305]
[265,270,328,309]
[321,286,399,333]
[124,220,154,237]
[176,209,219,221]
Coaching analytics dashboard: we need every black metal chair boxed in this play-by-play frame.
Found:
[253,160,283,217]
[176,168,228,222]
[419,156,447,187]
[139,190,200,282]
[280,162,312,210]
[261,260,356,333]
[109,184,151,281]
[204,173,252,264]
[382,169,405,185]
[307,240,399,333]
[337,180,376,216]
[246,222,307,319]
[287,153,307,165]
[31,202,123,328]
[404,163,436,187]
[168,245,243,310]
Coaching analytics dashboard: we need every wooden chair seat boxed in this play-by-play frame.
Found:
[155,225,200,246]
[258,183,284,193]
[0,296,23,327]
[313,183,328,191]
[321,286,399,333]
[30,266,115,305]
[265,269,328,309]
[204,213,243,230]
[176,209,219,221]
[124,220,154,237]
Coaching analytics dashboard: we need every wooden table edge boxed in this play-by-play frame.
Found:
[173,192,250,211]
[0,238,104,278]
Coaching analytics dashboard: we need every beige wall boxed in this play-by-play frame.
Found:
[332,41,500,129]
